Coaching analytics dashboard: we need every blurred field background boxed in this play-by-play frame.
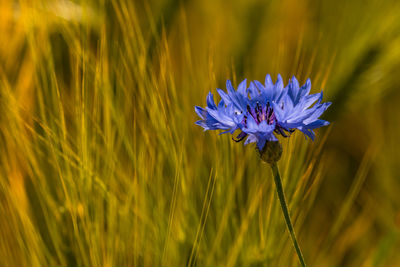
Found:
[1,0,400,266]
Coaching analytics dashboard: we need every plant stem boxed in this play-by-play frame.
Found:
[270,162,306,267]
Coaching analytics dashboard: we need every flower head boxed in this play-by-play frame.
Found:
[195,74,331,151]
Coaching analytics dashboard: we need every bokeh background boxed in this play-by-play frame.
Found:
[1,0,400,266]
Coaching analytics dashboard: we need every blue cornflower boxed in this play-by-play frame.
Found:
[195,74,331,151]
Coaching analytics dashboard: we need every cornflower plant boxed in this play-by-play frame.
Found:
[195,74,331,266]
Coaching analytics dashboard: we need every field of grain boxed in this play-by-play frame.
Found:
[1,0,400,266]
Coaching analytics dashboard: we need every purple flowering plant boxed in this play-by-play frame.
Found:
[195,74,331,267]
[195,74,331,151]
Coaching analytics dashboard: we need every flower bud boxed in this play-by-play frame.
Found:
[258,141,282,164]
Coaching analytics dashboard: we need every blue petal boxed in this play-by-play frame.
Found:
[195,120,208,129]
[254,80,264,91]
[255,80,272,102]
[303,102,331,124]
[217,89,231,105]
[237,79,247,97]
[226,80,235,96]
[222,80,247,110]
[243,115,258,133]
[206,92,217,109]
[272,102,285,121]
[299,79,311,99]
[244,134,257,145]
[258,120,275,133]
[257,138,267,150]
[298,93,321,111]
[206,108,235,127]
[305,119,330,128]
[301,128,315,140]
[195,106,207,119]
[248,82,260,98]
[265,74,273,88]
[219,127,237,135]
[283,93,294,116]
[218,100,225,109]
[273,74,284,100]
[288,76,300,104]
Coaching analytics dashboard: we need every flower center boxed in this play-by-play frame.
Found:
[232,102,293,142]
[245,102,275,125]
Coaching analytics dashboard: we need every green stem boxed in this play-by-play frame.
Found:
[270,162,306,267]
